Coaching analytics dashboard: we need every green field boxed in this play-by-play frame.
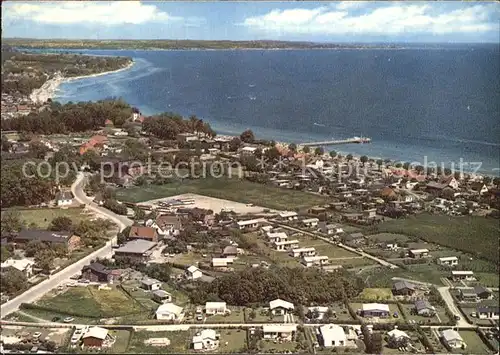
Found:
[128,331,190,354]
[37,286,144,318]
[358,288,394,301]
[216,329,248,352]
[459,330,494,354]
[115,178,328,210]
[3,207,87,228]
[376,213,499,263]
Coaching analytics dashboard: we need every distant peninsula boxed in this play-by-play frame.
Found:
[3,38,402,50]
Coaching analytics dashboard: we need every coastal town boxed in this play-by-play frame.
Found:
[1,29,500,355]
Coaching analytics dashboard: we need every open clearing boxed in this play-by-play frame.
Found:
[142,193,275,214]
[115,177,328,210]
[2,207,89,228]
[376,213,499,264]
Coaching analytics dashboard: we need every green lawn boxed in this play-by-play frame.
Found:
[109,330,132,353]
[4,207,87,228]
[358,288,394,301]
[260,339,299,352]
[376,213,499,264]
[128,331,190,353]
[399,303,442,325]
[217,329,247,352]
[459,331,494,354]
[115,177,328,210]
[205,307,245,323]
[37,286,144,318]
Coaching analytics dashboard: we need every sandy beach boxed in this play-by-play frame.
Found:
[30,60,135,104]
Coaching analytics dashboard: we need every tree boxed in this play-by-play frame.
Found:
[314,147,324,156]
[493,177,500,188]
[240,129,255,143]
[2,268,27,294]
[403,162,410,170]
[229,137,242,151]
[25,240,48,257]
[134,207,146,221]
[360,155,368,166]
[483,176,492,185]
[249,309,257,320]
[49,216,73,231]
[376,159,383,170]
[302,146,310,154]
[329,150,337,159]
[346,154,353,161]
[1,212,24,234]
[288,143,297,153]
[1,246,12,262]
[34,249,55,273]
[264,146,281,162]
[371,333,383,353]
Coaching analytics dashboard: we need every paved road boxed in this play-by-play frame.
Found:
[437,286,470,328]
[274,223,399,269]
[0,173,133,319]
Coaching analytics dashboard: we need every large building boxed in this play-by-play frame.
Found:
[13,229,80,252]
[319,324,347,347]
[113,239,156,262]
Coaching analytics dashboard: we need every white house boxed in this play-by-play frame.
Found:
[269,299,294,315]
[192,329,220,350]
[441,329,466,349]
[55,191,73,206]
[319,223,343,235]
[301,255,329,268]
[266,232,288,243]
[302,218,319,228]
[0,258,35,278]
[451,270,475,281]
[320,324,347,347]
[205,302,227,315]
[279,211,298,221]
[274,240,299,251]
[155,303,183,321]
[140,278,161,291]
[477,306,499,320]
[438,256,458,267]
[185,265,203,280]
[240,146,258,156]
[409,249,430,258]
[212,257,233,268]
[236,218,262,230]
[262,324,297,341]
[387,328,410,342]
[289,247,316,258]
[261,225,274,233]
[147,215,182,237]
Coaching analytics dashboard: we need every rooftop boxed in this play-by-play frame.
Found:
[114,239,157,254]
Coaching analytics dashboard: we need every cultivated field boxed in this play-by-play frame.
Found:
[2,207,88,228]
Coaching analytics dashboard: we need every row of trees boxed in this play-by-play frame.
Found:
[1,99,133,133]
[188,267,364,306]
[142,113,216,140]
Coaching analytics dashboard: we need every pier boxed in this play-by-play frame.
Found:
[300,136,371,147]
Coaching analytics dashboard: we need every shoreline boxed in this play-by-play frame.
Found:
[29,60,135,104]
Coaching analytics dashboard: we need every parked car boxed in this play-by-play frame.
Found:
[32,332,42,339]
[63,317,74,323]
[454,315,461,321]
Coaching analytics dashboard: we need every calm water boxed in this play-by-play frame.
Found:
[54,46,500,174]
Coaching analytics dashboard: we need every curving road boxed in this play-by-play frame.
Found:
[0,173,133,319]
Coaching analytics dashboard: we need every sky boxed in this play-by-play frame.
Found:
[2,1,500,43]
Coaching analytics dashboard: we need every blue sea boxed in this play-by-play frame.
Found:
[52,46,500,175]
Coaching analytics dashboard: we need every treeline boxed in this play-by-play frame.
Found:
[142,113,216,140]
[188,267,364,306]
[1,99,132,133]
[4,38,401,50]
[2,52,132,95]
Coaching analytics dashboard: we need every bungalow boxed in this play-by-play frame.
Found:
[301,255,329,268]
[141,278,162,291]
[267,232,288,243]
[152,289,172,303]
[205,302,227,315]
[114,239,156,262]
[392,280,416,296]
[14,229,81,252]
[274,240,299,251]
[458,288,479,303]
[82,327,110,348]
[269,299,295,315]
[55,190,73,206]
[0,258,35,278]
[185,265,203,280]
[318,221,343,235]
[361,303,390,318]
[414,300,436,317]
[474,286,493,300]
[289,247,316,258]
[476,306,499,320]
[236,218,262,230]
[387,328,410,342]
[409,249,430,259]
[441,329,466,349]
[451,270,475,281]
[192,329,220,350]
[319,324,347,347]
[128,226,158,243]
[302,218,319,228]
[262,324,297,341]
[211,257,233,268]
[222,245,238,258]
[279,211,298,221]
[155,303,183,321]
[438,256,459,267]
